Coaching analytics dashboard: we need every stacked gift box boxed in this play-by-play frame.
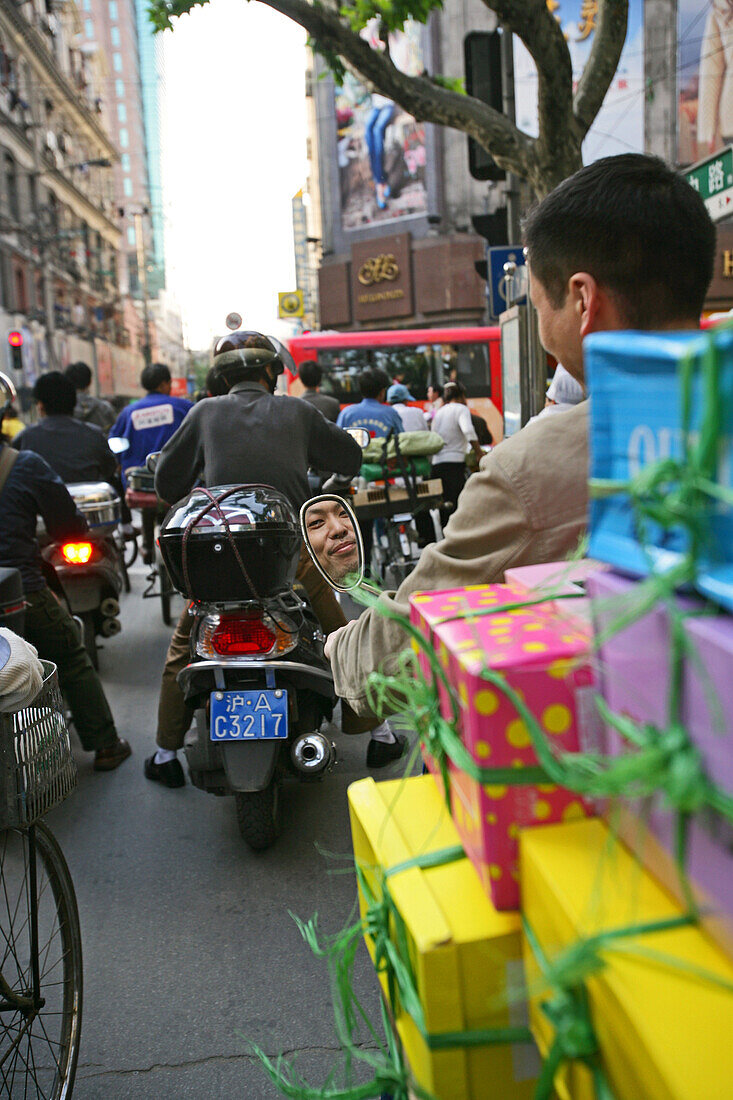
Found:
[340,324,733,1099]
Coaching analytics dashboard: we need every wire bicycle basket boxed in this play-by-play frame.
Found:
[0,661,77,828]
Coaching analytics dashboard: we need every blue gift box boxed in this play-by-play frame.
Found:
[585,327,733,611]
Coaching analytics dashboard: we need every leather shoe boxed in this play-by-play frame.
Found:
[144,754,185,788]
[94,738,132,771]
[366,734,407,769]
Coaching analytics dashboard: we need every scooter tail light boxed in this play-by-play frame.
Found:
[195,611,297,659]
[61,541,94,565]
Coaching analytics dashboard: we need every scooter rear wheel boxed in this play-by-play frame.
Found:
[234,779,282,851]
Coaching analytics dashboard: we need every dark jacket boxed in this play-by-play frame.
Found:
[0,446,87,593]
[14,417,118,485]
[74,392,116,433]
[299,389,341,423]
[155,382,362,508]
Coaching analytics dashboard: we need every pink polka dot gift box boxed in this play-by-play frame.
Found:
[409,584,597,910]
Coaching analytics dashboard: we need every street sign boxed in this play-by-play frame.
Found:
[685,147,733,222]
[488,246,526,319]
[278,290,304,319]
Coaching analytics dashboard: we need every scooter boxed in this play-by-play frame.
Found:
[155,479,338,850]
[40,481,124,670]
[150,429,370,852]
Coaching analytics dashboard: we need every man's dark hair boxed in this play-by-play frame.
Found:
[205,366,229,397]
[64,361,92,391]
[298,360,321,389]
[442,380,466,403]
[358,368,390,400]
[522,154,716,328]
[140,362,171,392]
[34,371,76,416]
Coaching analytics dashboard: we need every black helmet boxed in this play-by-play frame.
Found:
[211,330,284,392]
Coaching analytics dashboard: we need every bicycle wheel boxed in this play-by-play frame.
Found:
[0,822,83,1099]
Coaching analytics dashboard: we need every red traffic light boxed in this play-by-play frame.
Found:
[8,331,23,348]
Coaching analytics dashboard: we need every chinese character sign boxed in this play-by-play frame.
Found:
[334,19,428,231]
[513,0,644,164]
[678,0,733,166]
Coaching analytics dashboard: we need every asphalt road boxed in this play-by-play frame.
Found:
[46,562,406,1099]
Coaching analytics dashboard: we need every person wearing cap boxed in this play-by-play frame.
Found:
[386,384,427,432]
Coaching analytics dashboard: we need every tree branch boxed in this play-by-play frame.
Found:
[573,0,629,138]
[260,0,537,178]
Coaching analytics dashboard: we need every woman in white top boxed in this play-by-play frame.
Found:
[431,382,484,522]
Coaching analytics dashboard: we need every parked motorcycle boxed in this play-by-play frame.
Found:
[156,482,340,851]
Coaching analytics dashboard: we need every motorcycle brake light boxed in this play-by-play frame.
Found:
[211,613,277,656]
[61,541,94,565]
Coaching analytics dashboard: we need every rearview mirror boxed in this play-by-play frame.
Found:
[345,427,370,448]
[300,494,364,593]
[108,436,130,455]
[146,451,161,473]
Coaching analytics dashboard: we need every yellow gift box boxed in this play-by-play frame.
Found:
[520,817,733,1100]
[347,775,540,1100]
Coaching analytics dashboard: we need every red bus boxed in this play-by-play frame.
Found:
[287,326,504,441]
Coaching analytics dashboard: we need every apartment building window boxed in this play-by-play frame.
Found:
[113,53,122,72]
[123,177,132,197]
[115,79,124,97]
[109,0,118,17]
[85,19,93,38]
[82,0,91,9]
[117,102,126,122]
[119,128,128,148]
[110,26,120,46]
[121,153,130,170]
[127,226,136,246]
[3,154,19,222]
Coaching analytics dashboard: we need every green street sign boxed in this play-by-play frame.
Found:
[685,146,733,221]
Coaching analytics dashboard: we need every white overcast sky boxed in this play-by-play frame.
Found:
[160,0,308,349]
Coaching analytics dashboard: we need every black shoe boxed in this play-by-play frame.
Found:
[144,754,186,788]
[366,735,407,769]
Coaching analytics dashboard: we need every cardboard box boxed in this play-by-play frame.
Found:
[347,775,540,1100]
[585,327,733,612]
[410,585,596,909]
[588,570,733,940]
[520,817,733,1100]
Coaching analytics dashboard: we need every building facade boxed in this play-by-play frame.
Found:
[0,0,150,406]
[306,0,733,331]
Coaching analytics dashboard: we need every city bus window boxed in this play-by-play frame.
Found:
[372,347,432,399]
[317,349,370,401]
[316,346,435,403]
[439,343,491,398]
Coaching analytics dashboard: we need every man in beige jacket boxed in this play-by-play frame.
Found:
[325,153,716,715]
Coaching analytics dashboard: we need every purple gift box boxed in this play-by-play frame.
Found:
[588,570,733,935]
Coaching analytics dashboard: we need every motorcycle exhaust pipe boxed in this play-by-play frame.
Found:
[290,731,336,778]
[100,617,122,637]
[100,596,120,618]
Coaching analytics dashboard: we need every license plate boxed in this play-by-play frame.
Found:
[210,689,288,741]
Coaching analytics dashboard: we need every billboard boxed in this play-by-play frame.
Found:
[513,0,644,164]
[679,0,733,166]
[334,20,428,231]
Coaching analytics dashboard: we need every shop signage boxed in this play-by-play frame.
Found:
[685,147,733,222]
[351,234,412,321]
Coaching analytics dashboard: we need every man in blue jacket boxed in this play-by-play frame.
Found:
[337,369,403,438]
[110,362,191,560]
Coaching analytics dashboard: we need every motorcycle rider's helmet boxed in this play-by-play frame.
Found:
[210,330,284,394]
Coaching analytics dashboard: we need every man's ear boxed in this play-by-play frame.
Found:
[567,273,602,339]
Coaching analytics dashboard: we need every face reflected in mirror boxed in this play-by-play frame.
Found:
[304,498,361,587]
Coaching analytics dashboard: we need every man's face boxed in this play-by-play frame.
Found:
[304,500,360,584]
[529,269,585,381]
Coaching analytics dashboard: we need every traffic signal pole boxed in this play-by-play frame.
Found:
[499,27,521,244]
